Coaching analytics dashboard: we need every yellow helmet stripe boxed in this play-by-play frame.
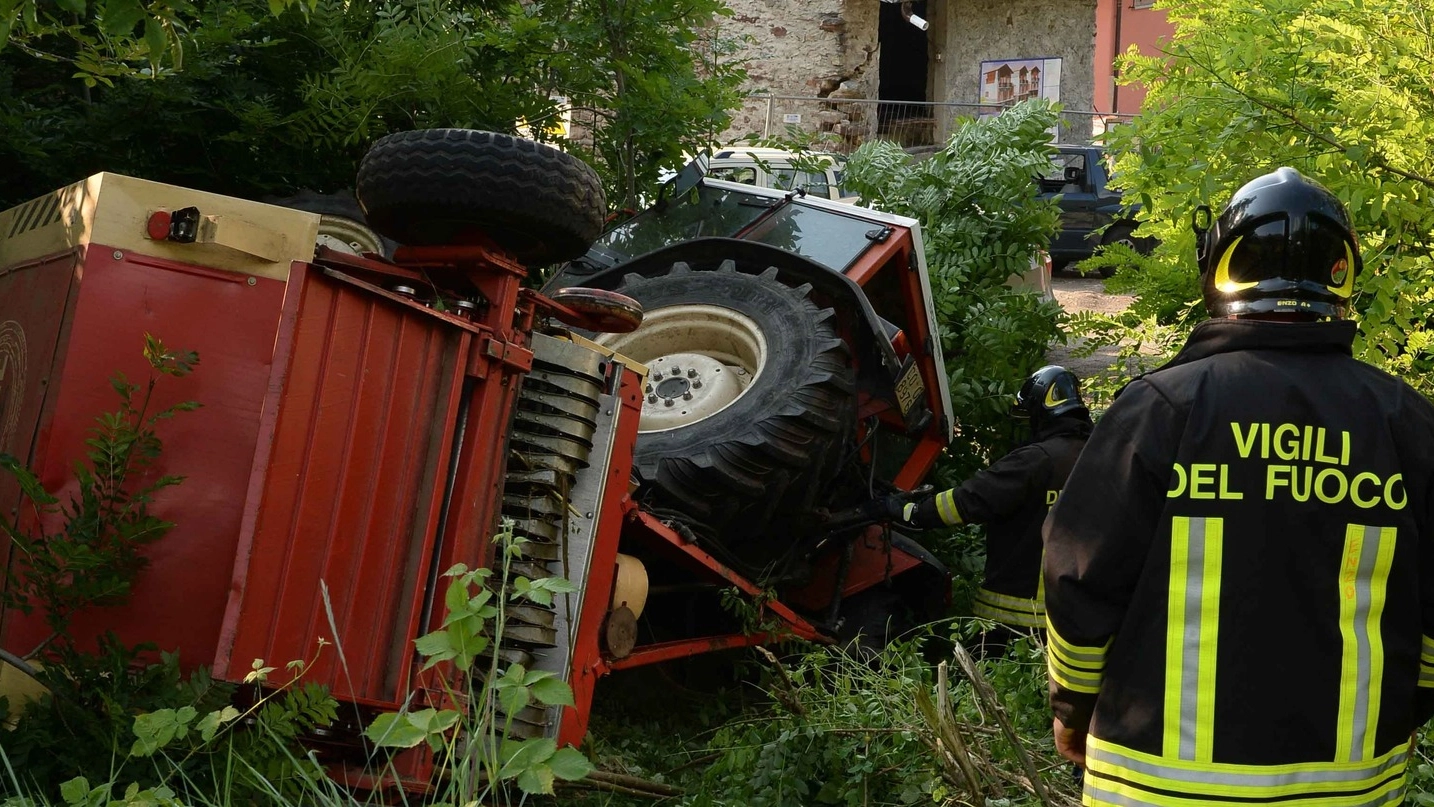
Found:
[1044,383,1069,409]
[1213,234,1258,293]
[1332,241,1356,299]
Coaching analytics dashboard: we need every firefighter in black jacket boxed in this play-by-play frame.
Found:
[1044,167,1434,806]
[876,365,1091,633]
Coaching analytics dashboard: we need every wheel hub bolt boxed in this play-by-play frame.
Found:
[663,399,675,407]
[670,365,680,374]
[687,369,697,378]
[647,394,658,404]
[692,380,703,389]
[683,392,693,400]
[645,383,653,393]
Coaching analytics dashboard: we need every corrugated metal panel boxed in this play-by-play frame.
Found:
[220,264,466,703]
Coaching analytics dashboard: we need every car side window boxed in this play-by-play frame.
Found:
[769,167,832,199]
[710,166,758,185]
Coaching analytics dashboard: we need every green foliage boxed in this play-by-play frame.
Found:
[365,522,595,801]
[682,636,1075,807]
[1,334,199,657]
[0,0,309,83]
[1085,0,1434,396]
[0,0,746,218]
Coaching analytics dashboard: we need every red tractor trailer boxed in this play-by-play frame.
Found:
[0,130,954,789]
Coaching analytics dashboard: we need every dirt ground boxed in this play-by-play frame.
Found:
[1044,272,1135,379]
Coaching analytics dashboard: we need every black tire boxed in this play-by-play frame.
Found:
[264,189,397,258]
[600,262,855,558]
[1098,222,1154,278]
[355,129,606,265]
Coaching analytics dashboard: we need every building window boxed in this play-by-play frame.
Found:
[1131,0,1155,8]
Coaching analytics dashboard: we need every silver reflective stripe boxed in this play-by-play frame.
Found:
[1337,525,1396,763]
[1350,525,1379,762]
[1084,778,1406,807]
[1166,516,1219,762]
[1086,741,1408,789]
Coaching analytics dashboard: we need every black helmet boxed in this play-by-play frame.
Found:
[1013,365,1086,425]
[1195,167,1360,319]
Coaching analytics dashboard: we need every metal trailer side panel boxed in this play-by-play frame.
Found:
[1,245,286,666]
[217,263,465,704]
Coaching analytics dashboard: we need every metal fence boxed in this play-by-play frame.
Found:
[742,95,1134,153]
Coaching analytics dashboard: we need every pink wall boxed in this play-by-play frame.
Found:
[1093,0,1175,116]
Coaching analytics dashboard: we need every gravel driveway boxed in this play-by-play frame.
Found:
[1045,274,1135,380]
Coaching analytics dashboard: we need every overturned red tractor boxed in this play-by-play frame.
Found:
[0,130,954,788]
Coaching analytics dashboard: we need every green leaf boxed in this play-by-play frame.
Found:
[516,764,556,795]
[196,705,240,741]
[548,747,595,781]
[529,676,575,707]
[365,712,429,748]
[59,778,90,806]
[500,737,557,778]
[54,0,86,13]
[414,629,452,660]
[101,0,145,35]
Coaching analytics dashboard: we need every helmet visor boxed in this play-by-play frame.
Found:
[1214,218,1286,292]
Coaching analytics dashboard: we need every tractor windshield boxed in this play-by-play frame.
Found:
[589,182,878,273]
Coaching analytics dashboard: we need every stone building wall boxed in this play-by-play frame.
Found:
[717,0,880,145]
[716,0,1096,146]
[930,0,1096,115]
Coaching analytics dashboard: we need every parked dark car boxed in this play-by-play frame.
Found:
[1038,145,1154,277]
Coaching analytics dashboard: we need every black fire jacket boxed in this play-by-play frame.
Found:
[915,416,1090,627]
[1044,318,1434,806]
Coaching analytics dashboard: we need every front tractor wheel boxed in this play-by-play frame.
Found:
[594,262,856,563]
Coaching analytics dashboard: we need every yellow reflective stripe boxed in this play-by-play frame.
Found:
[1419,635,1434,689]
[934,490,961,525]
[1163,516,1222,762]
[1085,735,1409,802]
[973,594,1045,628]
[1335,525,1397,763]
[976,587,1044,612]
[975,599,1043,630]
[1048,653,1102,693]
[1047,622,1111,670]
[1163,518,1190,758]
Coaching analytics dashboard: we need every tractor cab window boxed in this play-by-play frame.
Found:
[593,185,775,262]
[741,202,877,273]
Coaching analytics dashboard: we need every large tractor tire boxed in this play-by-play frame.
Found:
[265,189,395,258]
[594,262,856,562]
[355,129,606,265]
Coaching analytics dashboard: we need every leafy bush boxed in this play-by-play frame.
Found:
[842,100,1065,478]
[1078,0,1434,398]
[0,0,745,214]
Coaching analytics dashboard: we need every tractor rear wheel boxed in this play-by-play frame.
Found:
[594,262,855,566]
[355,129,606,265]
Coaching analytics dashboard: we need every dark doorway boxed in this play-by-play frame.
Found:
[877,1,930,144]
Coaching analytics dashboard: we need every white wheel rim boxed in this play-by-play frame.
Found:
[314,214,384,256]
[596,304,768,432]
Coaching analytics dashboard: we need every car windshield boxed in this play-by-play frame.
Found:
[590,182,878,272]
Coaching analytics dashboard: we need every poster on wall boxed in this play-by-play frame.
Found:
[978,57,1062,108]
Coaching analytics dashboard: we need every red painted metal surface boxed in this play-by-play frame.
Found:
[0,251,79,596]
[1,244,287,664]
[216,261,469,702]
[781,527,926,612]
